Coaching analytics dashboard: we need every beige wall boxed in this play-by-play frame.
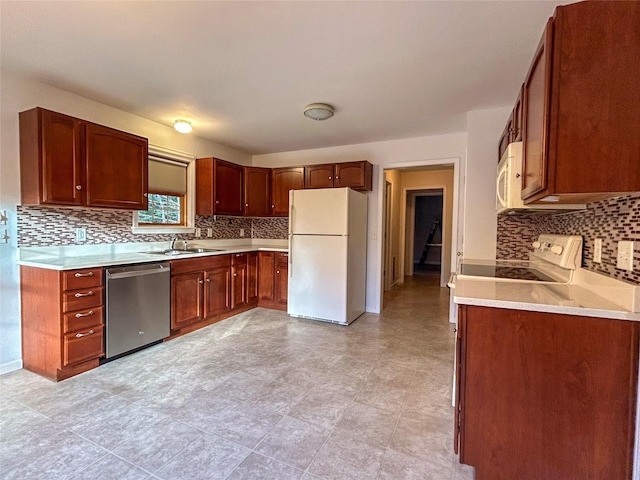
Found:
[384,169,403,289]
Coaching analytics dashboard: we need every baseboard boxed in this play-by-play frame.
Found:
[0,359,23,375]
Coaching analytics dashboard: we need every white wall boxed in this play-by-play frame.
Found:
[253,133,468,313]
[463,106,512,260]
[0,70,251,373]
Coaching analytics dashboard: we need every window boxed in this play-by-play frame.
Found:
[132,145,195,234]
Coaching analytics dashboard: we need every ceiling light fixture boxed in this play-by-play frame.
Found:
[303,103,334,121]
[174,119,192,134]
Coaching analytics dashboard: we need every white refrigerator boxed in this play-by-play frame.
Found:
[287,187,368,325]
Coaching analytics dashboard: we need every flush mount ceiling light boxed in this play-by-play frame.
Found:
[303,103,334,121]
[174,119,192,134]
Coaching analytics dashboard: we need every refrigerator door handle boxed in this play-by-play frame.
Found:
[289,238,293,277]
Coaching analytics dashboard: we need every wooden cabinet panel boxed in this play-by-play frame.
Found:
[271,167,304,217]
[231,263,247,310]
[244,167,271,217]
[84,122,148,209]
[521,2,640,203]
[457,305,638,480]
[21,266,104,381]
[247,251,259,305]
[215,159,243,215]
[334,161,373,191]
[305,164,334,189]
[20,108,84,206]
[258,251,287,311]
[19,108,149,210]
[274,253,288,306]
[171,271,204,329]
[62,268,102,291]
[195,157,215,216]
[258,251,276,302]
[204,267,231,318]
[511,86,523,142]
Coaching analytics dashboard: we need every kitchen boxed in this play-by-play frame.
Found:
[2,1,640,479]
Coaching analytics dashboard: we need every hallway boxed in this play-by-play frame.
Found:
[1,277,473,479]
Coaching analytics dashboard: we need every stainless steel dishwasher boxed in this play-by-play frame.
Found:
[105,262,170,359]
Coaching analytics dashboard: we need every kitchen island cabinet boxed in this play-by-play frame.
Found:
[520,2,640,204]
[455,305,638,480]
[20,266,105,381]
[258,251,288,311]
[20,107,148,210]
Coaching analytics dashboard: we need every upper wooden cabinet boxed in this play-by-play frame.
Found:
[19,107,148,210]
[305,161,373,191]
[196,158,244,216]
[521,2,640,204]
[244,167,271,217]
[271,167,304,217]
[498,86,524,162]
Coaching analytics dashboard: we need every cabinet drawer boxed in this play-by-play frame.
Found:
[171,255,231,275]
[62,268,103,291]
[232,253,248,265]
[63,306,104,334]
[62,287,103,313]
[63,325,104,367]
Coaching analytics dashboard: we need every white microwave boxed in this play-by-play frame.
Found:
[496,142,585,214]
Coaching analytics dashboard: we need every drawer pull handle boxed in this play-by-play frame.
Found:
[75,311,94,318]
[74,272,94,277]
[75,330,95,338]
[74,291,94,298]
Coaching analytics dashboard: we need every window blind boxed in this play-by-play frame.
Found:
[148,155,187,195]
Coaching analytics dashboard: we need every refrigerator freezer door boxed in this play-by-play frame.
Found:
[289,188,349,235]
[288,234,349,324]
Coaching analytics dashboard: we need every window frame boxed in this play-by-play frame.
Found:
[132,145,196,235]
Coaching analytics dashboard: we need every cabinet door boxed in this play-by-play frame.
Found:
[20,108,85,206]
[274,253,288,306]
[304,164,334,189]
[271,167,304,217]
[497,120,512,162]
[231,263,248,310]
[84,122,148,209]
[204,267,231,318]
[171,271,204,329]
[247,251,259,305]
[215,159,243,215]
[334,161,373,191]
[195,157,215,216]
[511,85,524,142]
[244,167,271,217]
[258,251,275,302]
[521,19,553,200]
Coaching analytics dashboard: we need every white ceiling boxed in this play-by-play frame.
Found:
[1,1,565,155]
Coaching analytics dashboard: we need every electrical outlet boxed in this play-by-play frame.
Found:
[593,238,602,263]
[195,228,201,238]
[76,228,87,242]
[239,228,245,237]
[207,228,213,238]
[617,240,634,271]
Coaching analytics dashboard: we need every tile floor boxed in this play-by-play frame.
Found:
[1,275,474,479]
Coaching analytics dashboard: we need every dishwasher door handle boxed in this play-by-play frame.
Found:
[107,266,168,280]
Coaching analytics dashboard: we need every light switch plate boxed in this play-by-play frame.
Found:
[240,228,245,237]
[195,228,201,238]
[617,240,634,271]
[207,228,213,238]
[75,228,87,242]
[593,238,602,263]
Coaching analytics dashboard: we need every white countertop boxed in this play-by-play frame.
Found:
[17,239,288,270]
[450,273,640,322]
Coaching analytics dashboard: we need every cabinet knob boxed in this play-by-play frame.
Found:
[75,185,82,190]
[276,270,280,274]
[271,205,275,208]
[206,278,211,282]
[329,176,332,180]
[335,176,339,180]
[216,200,219,204]
[245,203,249,207]
[199,280,204,284]
[143,193,148,197]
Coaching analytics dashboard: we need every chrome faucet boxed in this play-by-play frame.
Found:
[170,235,179,250]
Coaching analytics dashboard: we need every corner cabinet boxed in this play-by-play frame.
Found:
[258,251,288,310]
[21,266,105,381]
[455,305,638,480]
[304,161,373,191]
[271,167,304,217]
[521,2,640,204]
[19,107,148,210]
[196,158,244,216]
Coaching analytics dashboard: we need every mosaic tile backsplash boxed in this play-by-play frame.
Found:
[17,206,289,247]
[497,193,640,285]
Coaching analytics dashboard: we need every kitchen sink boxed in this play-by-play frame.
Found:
[141,248,224,256]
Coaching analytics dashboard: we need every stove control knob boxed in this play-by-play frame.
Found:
[532,241,541,249]
[551,245,563,255]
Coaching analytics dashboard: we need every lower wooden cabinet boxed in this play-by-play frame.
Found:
[231,253,248,310]
[247,251,259,305]
[21,266,105,381]
[258,251,289,311]
[455,305,639,480]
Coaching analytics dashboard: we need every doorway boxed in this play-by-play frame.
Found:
[411,190,444,279]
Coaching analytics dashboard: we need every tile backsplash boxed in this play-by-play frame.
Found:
[17,206,288,247]
[497,193,640,285]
